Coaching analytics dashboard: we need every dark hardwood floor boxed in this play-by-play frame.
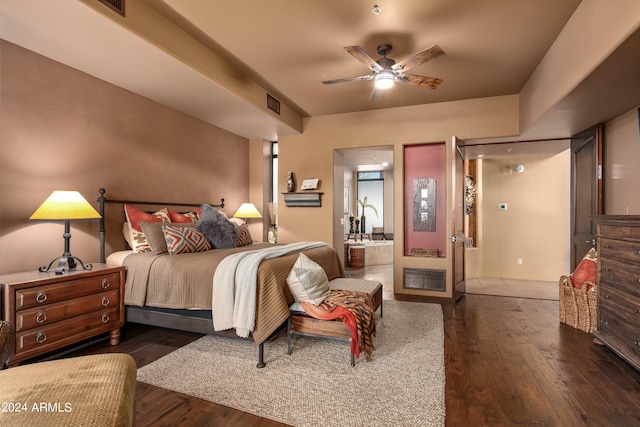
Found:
[57,291,640,427]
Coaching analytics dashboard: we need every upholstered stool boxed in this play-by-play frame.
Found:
[0,353,137,426]
[287,278,382,365]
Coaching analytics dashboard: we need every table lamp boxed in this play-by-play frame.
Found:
[29,190,102,274]
[233,203,262,225]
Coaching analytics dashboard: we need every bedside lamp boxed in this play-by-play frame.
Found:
[233,203,262,225]
[30,191,102,274]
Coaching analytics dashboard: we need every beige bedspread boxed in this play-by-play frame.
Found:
[122,243,344,344]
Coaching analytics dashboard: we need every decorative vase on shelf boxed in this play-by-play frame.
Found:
[349,216,354,233]
[268,225,278,244]
[355,218,360,234]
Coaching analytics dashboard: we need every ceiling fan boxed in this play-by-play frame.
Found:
[322,44,445,100]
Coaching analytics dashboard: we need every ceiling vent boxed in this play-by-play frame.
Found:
[267,94,280,115]
[98,0,125,16]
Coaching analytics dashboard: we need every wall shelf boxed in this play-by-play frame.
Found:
[282,192,323,207]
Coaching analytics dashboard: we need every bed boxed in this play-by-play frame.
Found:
[97,188,344,367]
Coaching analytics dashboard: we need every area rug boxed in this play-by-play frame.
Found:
[137,300,445,427]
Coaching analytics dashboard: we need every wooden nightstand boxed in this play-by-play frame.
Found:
[0,264,125,366]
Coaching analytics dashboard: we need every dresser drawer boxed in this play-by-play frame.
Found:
[15,272,120,310]
[600,237,640,265]
[599,225,640,240]
[599,284,640,323]
[598,307,640,359]
[599,257,640,298]
[15,307,121,356]
[15,289,120,332]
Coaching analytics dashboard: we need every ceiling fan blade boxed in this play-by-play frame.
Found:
[344,46,383,72]
[322,74,373,85]
[392,44,445,72]
[397,73,443,89]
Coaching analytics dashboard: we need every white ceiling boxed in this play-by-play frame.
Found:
[1,0,639,162]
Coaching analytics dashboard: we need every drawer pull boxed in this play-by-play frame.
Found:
[36,310,47,323]
[101,313,110,323]
[635,341,640,346]
[602,267,609,272]
[635,251,640,255]
[36,331,47,344]
[602,244,610,249]
[602,294,609,299]
[101,278,110,289]
[35,290,47,303]
[635,309,640,314]
[101,296,110,306]
[634,278,640,283]
[601,320,608,326]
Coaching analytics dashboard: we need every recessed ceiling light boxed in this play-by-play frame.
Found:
[372,5,382,15]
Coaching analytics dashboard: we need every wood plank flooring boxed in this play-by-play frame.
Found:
[57,294,640,426]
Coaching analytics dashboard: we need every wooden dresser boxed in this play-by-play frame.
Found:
[593,215,640,371]
[0,264,125,366]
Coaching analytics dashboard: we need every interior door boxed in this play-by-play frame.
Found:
[452,137,466,302]
[570,125,603,270]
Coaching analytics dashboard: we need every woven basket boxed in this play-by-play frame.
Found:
[0,320,15,368]
[559,275,597,333]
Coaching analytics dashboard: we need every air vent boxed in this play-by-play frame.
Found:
[267,94,280,115]
[403,268,446,291]
[98,0,125,16]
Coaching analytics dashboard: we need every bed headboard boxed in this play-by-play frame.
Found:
[97,188,225,263]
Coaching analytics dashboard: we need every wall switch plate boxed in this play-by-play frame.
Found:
[498,203,507,210]
[518,258,523,265]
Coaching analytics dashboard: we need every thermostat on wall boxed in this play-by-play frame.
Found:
[498,203,507,210]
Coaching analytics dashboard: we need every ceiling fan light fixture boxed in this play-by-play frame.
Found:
[374,71,395,89]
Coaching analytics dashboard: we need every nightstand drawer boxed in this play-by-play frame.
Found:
[15,307,121,356]
[15,290,120,332]
[15,272,121,310]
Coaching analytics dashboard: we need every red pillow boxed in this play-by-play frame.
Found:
[124,204,167,232]
[570,248,597,290]
[168,209,198,223]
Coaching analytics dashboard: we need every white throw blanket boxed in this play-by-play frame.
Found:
[212,242,327,337]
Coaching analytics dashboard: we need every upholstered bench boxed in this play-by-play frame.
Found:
[0,353,137,426]
[287,278,383,365]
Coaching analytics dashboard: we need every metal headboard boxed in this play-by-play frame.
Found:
[97,188,225,263]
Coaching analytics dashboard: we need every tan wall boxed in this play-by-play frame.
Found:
[278,95,519,297]
[479,153,571,281]
[0,41,250,274]
[604,107,640,214]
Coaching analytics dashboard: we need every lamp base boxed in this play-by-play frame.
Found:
[39,255,93,275]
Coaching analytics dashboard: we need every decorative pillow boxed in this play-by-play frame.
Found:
[124,205,170,253]
[236,223,253,247]
[141,221,195,255]
[195,204,239,249]
[570,248,597,290]
[168,209,198,223]
[162,224,211,255]
[286,253,330,305]
[124,204,169,232]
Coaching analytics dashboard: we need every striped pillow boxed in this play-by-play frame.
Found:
[162,225,211,255]
[236,223,253,247]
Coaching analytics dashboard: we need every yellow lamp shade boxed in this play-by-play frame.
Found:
[30,191,101,220]
[233,203,262,219]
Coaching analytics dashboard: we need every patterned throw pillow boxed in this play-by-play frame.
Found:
[162,225,211,255]
[236,223,253,247]
[124,205,170,253]
[168,209,198,223]
[570,248,597,290]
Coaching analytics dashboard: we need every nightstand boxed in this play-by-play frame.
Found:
[0,264,125,366]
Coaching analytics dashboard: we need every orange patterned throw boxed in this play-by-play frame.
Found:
[570,248,597,290]
[301,289,376,360]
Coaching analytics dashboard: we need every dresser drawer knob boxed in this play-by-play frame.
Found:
[35,290,47,303]
[602,245,610,249]
[101,313,110,323]
[635,309,640,314]
[602,294,609,299]
[36,310,47,323]
[101,296,110,307]
[101,278,110,289]
[635,341,640,346]
[634,278,640,283]
[635,251,640,255]
[36,331,47,344]
[602,268,609,272]
[601,320,608,326]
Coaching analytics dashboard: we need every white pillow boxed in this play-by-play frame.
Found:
[286,253,330,305]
